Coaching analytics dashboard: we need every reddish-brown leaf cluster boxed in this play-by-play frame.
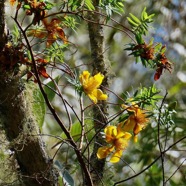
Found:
[11,0,47,25]
[154,53,172,81]
[28,18,67,47]
[27,58,49,82]
[133,43,154,60]
[0,42,28,72]
[131,42,173,81]
[25,0,47,25]
[0,42,49,82]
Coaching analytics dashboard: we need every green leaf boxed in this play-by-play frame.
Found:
[118,114,129,123]
[55,160,74,186]
[127,17,139,27]
[61,120,94,141]
[117,2,124,7]
[44,76,60,102]
[85,0,95,10]
[154,43,162,53]
[141,7,148,21]
[160,46,166,54]
[45,2,54,10]
[23,5,31,10]
[135,34,144,44]
[148,14,155,20]
[99,0,125,16]
[142,11,148,21]
[168,101,177,111]
[148,38,154,46]
[141,7,155,22]
[58,176,63,186]
[127,8,155,36]
[61,122,82,141]
[129,13,141,24]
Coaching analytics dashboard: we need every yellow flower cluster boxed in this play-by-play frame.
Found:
[79,71,149,163]
[97,104,149,163]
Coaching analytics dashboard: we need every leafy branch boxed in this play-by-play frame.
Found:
[127,7,154,36]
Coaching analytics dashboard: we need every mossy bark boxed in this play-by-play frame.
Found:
[88,0,110,185]
[0,1,58,185]
[0,78,58,186]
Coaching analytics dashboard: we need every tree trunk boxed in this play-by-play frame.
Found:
[0,0,7,52]
[0,2,58,185]
[88,0,110,185]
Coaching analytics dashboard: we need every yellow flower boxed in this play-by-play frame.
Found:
[119,104,149,142]
[79,71,108,104]
[97,125,132,163]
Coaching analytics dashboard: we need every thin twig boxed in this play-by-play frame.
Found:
[79,96,85,150]
[157,91,168,186]
[165,158,186,184]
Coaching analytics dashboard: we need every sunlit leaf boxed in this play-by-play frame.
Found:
[127,17,139,27]
[85,0,95,10]
[61,122,82,141]
[129,13,141,24]
[61,120,94,141]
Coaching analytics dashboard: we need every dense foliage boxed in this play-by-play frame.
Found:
[0,0,185,185]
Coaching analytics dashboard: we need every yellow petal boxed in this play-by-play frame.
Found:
[79,71,107,103]
[110,150,122,163]
[104,126,117,143]
[91,89,107,102]
[85,77,101,92]
[97,146,114,159]
[84,73,104,92]
[122,116,136,132]
[93,73,104,87]
[87,93,98,104]
[134,135,138,143]
[116,124,132,138]
[117,122,126,132]
[122,103,138,113]
[133,124,143,135]
[96,89,108,101]
[79,71,90,85]
[123,132,132,140]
